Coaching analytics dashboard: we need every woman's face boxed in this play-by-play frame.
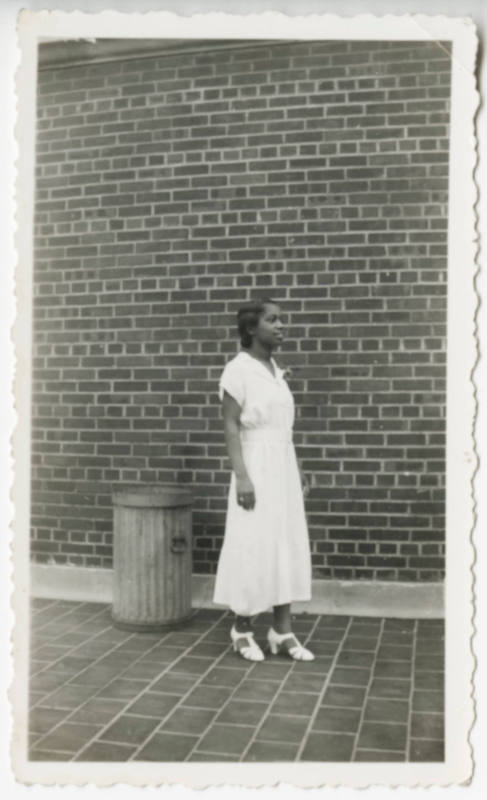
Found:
[252,303,285,349]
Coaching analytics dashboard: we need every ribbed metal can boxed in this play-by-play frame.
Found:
[111,485,193,631]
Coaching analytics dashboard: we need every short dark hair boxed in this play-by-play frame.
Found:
[237,297,280,348]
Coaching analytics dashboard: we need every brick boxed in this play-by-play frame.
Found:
[32,39,449,577]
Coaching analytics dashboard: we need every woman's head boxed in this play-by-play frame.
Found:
[237,298,285,349]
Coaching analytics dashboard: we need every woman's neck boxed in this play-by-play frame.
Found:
[247,342,273,362]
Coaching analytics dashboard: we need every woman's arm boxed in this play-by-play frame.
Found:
[222,391,255,510]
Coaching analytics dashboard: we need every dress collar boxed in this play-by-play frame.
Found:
[238,350,284,382]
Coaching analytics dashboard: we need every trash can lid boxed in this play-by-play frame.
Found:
[112,484,193,508]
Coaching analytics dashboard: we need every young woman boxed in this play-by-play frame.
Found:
[213,298,314,662]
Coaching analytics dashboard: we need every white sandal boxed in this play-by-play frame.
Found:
[230,625,265,662]
[267,627,315,661]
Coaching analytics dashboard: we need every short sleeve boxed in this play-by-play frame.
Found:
[218,361,245,406]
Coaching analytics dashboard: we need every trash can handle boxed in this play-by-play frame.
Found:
[171,536,188,554]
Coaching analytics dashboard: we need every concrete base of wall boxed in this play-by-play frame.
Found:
[30,564,444,619]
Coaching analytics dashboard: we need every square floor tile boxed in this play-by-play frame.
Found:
[377,645,413,662]
[354,749,405,762]
[292,655,333,674]
[118,662,167,682]
[245,740,299,761]
[313,706,361,734]
[409,738,444,761]
[246,662,293,681]
[357,721,408,752]
[35,722,101,753]
[134,732,199,761]
[368,678,411,700]
[321,685,366,709]
[301,732,354,761]
[29,748,72,761]
[68,698,126,726]
[233,679,281,703]
[363,698,409,724]
[414,671,444,691]
[96,679,146,701]
[126,691,180,718]
[41,684,99,710]
[30,672,69,693]
[306,641,341,657]
[342,636,377,651]
[374,660,411,679]
[167,656,215,676]
[270,692,317,717]
[197,724,254,757]
[75,741,137,761]
[216,700,268,727]
[163,706,216,735]
[150,673,197,695]
[282,672,326,694]
[202,667,244,688]
[329,667,371,687]
[415,653,444,671]
[100,714,160,745]
[337,650,375,668]
[411,713,444,740]
[28,707,68,736]
[187,752,235,762]
[183,685,234,709]
[412,691,444,713]
[256,713,309,743]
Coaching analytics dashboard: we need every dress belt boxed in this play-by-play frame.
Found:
[240,429,293,444]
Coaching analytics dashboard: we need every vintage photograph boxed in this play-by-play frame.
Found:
[12,10,477,788]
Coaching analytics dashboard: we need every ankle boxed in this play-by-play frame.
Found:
[272,624,292,636]
[234,617,252,634]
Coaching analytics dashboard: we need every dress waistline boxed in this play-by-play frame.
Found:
[240,429,293,444]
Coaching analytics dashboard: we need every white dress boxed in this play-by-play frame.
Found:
[213,350,312,616]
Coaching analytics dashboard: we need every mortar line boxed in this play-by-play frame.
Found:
[30,626,171,746]
[350,617,386,762]
[293,616,354,762]
[31,599,98,635]
[178,614,320,763]
[71,611,233,761]
[130,630,270,762]
[406,619,419,761]
[234,614,323,763]
[30,609,134,678]
[32,609,228,750]
[30,606,129,687]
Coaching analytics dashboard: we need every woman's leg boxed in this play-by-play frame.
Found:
[234,614,252,632]
[272,603,292,634]
[270,603,314,660]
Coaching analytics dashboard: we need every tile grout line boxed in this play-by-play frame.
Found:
[30,607,130,699]
[72,612,235,762]
[32,600,104,636]
[189,616,318,762]
[32,611,227,753]
[350,617,386,762]
[237,614,324,763]
[30,608,130,679]
[406,619,419,760]
[130,626,273,762]
[30,627,164,749]
[293,616,354,762]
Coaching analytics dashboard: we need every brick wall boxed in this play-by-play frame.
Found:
[32,39,450,581]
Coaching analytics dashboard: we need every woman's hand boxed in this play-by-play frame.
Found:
[235,475,256,511]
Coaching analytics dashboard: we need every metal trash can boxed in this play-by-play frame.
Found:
[111,485,193,631]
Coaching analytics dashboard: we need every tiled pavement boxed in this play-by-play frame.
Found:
[28,599,444,763]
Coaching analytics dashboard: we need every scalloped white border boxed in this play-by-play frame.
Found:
[12,10,479,788]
